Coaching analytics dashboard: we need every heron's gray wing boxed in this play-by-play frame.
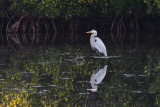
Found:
[94,37,107,55]
[95,65,108,84]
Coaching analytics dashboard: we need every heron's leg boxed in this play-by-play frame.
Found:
[95,49,101,68]
[95,49,99,56]
[95,57,100,69]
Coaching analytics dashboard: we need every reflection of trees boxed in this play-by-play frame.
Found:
[96,47,160,106]
[0,45,160,106]
[5,33,85,50]
[0,45,108,106]
[144,49,160,106]
[84,47,160,106]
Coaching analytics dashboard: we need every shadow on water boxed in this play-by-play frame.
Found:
[0,33,160,106]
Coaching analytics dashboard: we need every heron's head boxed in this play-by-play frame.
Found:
[86,29,97,35]
[87,85,98,92]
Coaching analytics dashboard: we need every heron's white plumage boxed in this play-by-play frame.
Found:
[87,29,108,56]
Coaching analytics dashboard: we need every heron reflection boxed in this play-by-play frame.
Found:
[87,65,108,92]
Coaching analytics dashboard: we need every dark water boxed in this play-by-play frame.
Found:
[0,44,160,107]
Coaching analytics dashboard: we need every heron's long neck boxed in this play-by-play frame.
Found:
[90,33,97,50]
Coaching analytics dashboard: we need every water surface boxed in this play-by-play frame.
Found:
[0,44,160,106]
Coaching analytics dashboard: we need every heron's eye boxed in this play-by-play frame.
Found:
[92,29,96,32]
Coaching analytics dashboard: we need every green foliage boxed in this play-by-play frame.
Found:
[60,0,108,18]
[9,0,60,18]
[9,0,108,18]
[8,0,160,18]
[108,0,149,17]
[144,0,160,16]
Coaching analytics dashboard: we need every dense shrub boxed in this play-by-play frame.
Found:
[8,0,160,19]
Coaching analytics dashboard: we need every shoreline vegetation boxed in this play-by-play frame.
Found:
[0,0,160,46]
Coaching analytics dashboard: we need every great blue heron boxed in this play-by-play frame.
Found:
[86,29,107,56]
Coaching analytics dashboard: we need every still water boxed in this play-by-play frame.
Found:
[0,44,160,106]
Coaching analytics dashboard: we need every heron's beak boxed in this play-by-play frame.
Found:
[87,88,96,91]
[86,31,91,33]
